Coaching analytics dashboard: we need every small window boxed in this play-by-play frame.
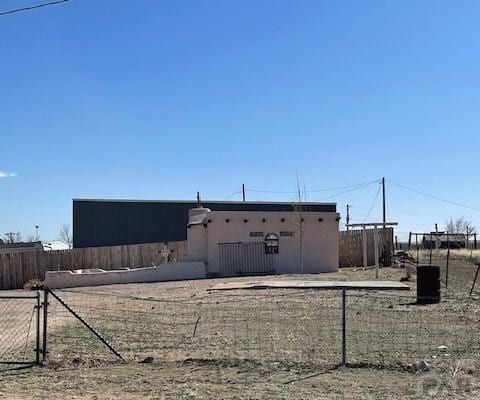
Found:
[264,233,279,254]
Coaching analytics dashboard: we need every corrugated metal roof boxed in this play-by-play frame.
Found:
[73,199,337,248]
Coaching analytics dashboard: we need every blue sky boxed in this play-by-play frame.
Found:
[1,0,480,241]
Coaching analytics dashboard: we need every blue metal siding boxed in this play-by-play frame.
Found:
[73,200,336,248]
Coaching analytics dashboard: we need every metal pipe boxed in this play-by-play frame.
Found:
[446,233,450,288]
[374,226,379,278]
[470,264,480,297]
[42,289,48,362]
[341,288,347,365]
[35,291,40,365]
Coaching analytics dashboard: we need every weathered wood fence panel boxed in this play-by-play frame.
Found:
[0,241,188,290]
[1,229,394,289]
[339,228,393,267]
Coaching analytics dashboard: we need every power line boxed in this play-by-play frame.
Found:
[387,179,480,213]
[246,188,300,194]
[316,180,379,201]
[0,0,69,16]
[224,191,241,201]
[307,180,380,193]
[225,180,379,202]
[246,179,380,194]
[362,183,382,222]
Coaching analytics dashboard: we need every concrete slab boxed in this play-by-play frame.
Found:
[209,280,410,291]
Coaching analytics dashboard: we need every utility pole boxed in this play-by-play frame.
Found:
[242,184,246,202]
[35,225,39,241]
[196,191,201,206]
[346,204,350,231]
[382,177,386,227]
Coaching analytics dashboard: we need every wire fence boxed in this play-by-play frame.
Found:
[402,248,480,298]
[44,286,480,372]
[47,288,342,367]
[0,293,40,368]
[1,280,478,373]
[346,291,479,367]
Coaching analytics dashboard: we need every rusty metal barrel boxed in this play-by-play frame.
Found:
[417,265,441,304]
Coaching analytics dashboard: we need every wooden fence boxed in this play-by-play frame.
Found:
[339,228,393,267]
[1,229,394,289]
[0,241,187,290]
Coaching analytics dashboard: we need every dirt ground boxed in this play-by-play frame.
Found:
[1,263,479,399]
[1,359,480,400]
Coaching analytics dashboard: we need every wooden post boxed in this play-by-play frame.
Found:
[475,233,477,250]
[415,234,419,267]
[429,233,433,266]
[408,232,412,250]
[382,177,386,227]
[346,204,350,232]
[374,225,379,278]
[395,235,398,250]
[362,227,367,268]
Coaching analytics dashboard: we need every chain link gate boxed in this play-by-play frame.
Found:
[0,292,43,366]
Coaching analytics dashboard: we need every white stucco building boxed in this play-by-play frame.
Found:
[184,205,340,276]
[45,202,340,289]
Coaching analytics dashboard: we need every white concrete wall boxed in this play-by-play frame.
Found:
[195,210,339,274]
[45,261,207,289]
[186,223,208,262]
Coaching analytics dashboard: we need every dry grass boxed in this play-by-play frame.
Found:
[406,249,480,297]
[1,360,479,400]
[40,267,480,371]
[1,266,480,399]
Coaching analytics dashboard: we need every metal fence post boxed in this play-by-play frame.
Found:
[446,233,450,288]
[35,291,41,365]
[341,288,347,365]
[470,264,480,297]
[42,289,49,362]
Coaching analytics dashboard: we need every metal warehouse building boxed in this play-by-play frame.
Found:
[73,199,337,248]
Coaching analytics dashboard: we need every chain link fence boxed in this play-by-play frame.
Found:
[0,292,41,369]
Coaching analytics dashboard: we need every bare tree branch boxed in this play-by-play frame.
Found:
[445,217,476,235]
[58,224,72,249]
[3,232,21,243]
